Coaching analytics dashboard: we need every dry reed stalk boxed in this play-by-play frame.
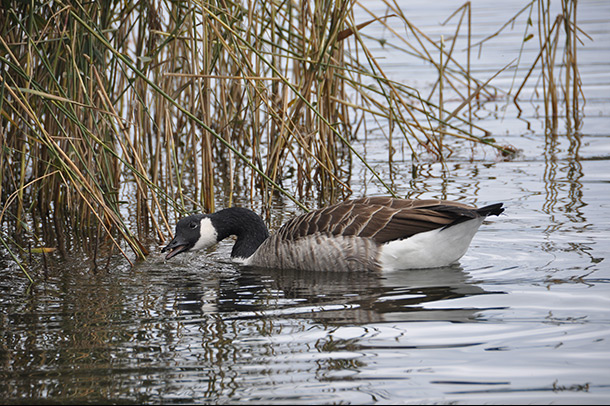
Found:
[356,0,503,156]
[508,0,587,135]
[0,0,586,279]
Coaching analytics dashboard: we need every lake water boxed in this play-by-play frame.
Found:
[2,0,610,404]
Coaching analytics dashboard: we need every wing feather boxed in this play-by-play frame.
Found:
[276,197,486,244]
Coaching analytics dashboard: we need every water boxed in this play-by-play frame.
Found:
[2,1,610,404]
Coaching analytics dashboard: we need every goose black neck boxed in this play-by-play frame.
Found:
[210,207,270,259]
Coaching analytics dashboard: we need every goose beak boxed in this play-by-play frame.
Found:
[161,237,190,260]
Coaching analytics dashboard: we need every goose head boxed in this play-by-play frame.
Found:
[161,214,218,260]
[162,208,270,261]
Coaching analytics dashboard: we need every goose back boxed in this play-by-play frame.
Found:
[244,197,499,272]
[275,197,477,243]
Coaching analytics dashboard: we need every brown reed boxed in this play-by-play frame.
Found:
[0,0,586,279]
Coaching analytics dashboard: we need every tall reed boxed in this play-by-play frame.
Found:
[0,0,586,277]
[500,0,587,135]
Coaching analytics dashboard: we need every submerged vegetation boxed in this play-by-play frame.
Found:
[0,0,586,276]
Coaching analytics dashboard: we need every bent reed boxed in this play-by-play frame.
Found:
[0,0,584,277]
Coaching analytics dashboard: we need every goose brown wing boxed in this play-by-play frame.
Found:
[275,198,480,244]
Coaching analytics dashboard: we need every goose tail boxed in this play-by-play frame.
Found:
[476,203,504,217]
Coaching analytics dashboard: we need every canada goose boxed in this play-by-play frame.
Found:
[161,196,504,272]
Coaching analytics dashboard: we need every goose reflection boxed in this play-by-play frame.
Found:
[174,265,505,324]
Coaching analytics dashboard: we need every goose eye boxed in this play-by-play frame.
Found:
[189,222,198,229]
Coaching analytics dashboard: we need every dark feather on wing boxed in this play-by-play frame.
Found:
[275,197,494,244]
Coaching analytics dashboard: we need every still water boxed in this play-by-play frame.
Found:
[2,0,610,404]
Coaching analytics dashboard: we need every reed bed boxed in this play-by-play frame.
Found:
[0,0,585,277]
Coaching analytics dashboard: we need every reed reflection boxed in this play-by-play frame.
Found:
[542,133,584,221]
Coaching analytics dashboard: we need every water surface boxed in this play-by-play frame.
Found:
[2,0,610,404]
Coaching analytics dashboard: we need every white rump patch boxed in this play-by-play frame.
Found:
[379,217,485,270]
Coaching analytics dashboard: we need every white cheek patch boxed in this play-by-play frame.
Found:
[193,217,218,251]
